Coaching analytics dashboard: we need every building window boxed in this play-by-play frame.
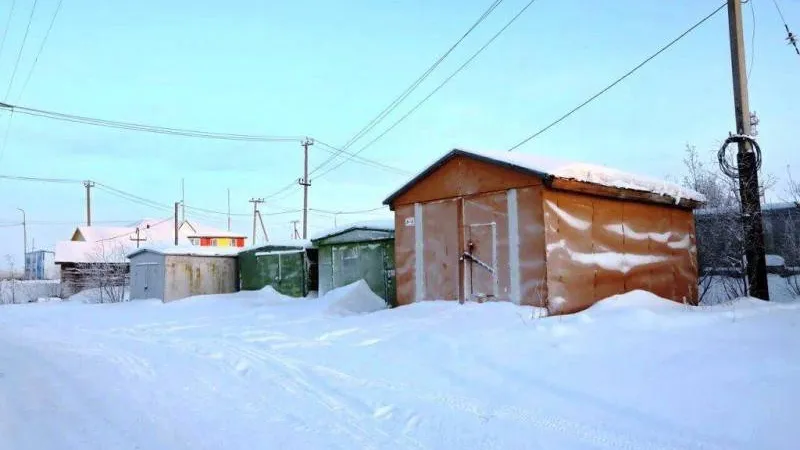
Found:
[210,238,218,246]
[190,238,200,245]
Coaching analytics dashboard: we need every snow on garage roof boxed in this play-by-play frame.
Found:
[311,219,395,241]
[127,245,242,258]
[383,149,705,207]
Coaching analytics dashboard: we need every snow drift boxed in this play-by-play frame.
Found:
[324,279,389,316]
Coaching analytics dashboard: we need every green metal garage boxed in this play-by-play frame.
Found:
[312,221,395,306]
[237,240,318,297]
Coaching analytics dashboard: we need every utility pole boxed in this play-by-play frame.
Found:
[290,220,300,239]
[174,202,180,245]
[249,198,265,245]
[130,227,147,248]
[17,208,26,279]
[181,178,186,223]
[298,138,313,239]
[227,188,231,231]
[726,0,769,300]
[83,180,95,226]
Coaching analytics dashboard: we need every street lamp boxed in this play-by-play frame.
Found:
[17,208,26,279]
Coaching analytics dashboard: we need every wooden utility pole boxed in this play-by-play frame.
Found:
[83,180,95,226]
[174,202,180,245]
[249,198,265,244]
[299,138,314,239]
[727,0,769,300]
[290,220,300,239]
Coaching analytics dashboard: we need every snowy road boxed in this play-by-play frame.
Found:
[1,290,799,449]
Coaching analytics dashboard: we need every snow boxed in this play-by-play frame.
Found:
[324,280,390,316]
[389,149,705,205]
[766,254,786,267]
[0,279,60,304]
[1,286,798,449]
[240,239,313,253]
[56,219,246,264]
[128,245,242,258]
[66,286,131,304]
[311,219,395,241]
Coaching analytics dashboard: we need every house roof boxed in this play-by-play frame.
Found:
[55,241,130,264]
[311,219,395,242]
[127,245,242,258]
[382,149,705,208]
[181,221,247,238]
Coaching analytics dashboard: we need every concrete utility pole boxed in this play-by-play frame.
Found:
[174,202,180,245]
[17,208,26,279]
[298,138,314,239]
[249,198,265,245]
[83,180,95,226]
[726,0,769,300]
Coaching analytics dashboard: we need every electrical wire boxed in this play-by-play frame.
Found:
[508,2,727,152]
[308,0,506,177]
[0,173,82,183]
[314,139,409,175]
[0,0,16,63]
[770,0,799,55]
[4,0,38,101]
[0,101,303,142]
[15,0,63,102]
[312,0,540,180]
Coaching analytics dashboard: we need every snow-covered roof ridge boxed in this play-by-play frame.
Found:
[240,239,313,253]
[311,219,395,241]
[383,148,705,206]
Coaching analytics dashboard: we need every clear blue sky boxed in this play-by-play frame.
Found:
[0,0,798,269]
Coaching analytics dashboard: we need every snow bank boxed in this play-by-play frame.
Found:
[323,280,389,316]
[67,286,129,304]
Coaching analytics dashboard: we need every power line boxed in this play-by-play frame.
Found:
[770,0,799,55]
[0,173,82,183]
[309,0,506,177]
[508,2,727,152]
[0,101,303,142]
[0,0,16,63]
[314,139,409,175]
[747,0,756,80]
[15,0,63,102]
[312,0,540,181]
[4,0,38,101]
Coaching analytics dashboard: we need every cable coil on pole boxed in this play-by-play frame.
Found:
[717,134,762,179]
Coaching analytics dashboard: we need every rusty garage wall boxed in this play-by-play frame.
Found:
[542,189,698,314]
[163,255,238,302]
[392,155,546,306]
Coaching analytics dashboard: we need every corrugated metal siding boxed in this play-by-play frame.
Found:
[163,255,238,302]
[317,240,396,305]
[239,246,314,296]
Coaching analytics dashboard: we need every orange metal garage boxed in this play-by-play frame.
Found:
[383,149,704,314]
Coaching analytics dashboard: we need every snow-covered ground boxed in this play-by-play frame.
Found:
[1,284,799,450]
